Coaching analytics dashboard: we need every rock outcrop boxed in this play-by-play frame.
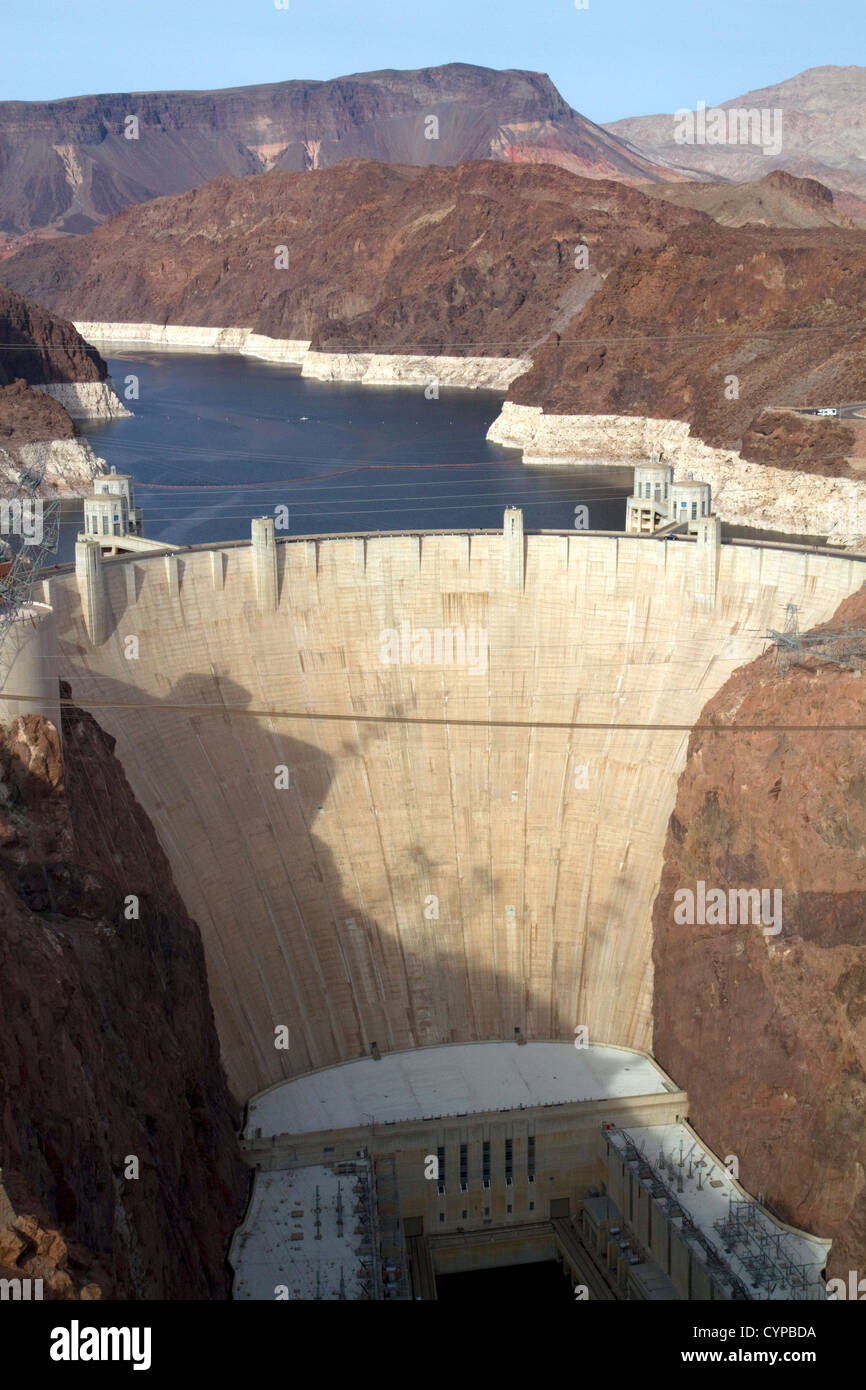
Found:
[0,433,108,497]
[652,586,866,1278]
[0,1202,102,1301]
[507,216,866,470]
[0,282,128,418]
[31,382,130,421]
[0,379,106,500]
[0,284,127,493]
[0,693,247,1298]
[0,378,76,446]
[636,170,854,230]
[0,283,107,390]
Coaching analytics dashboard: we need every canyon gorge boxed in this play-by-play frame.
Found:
[2,53,866,1308]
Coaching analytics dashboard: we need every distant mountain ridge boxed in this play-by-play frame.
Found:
[0,63,683,251]
[5,61,864,252]
[637,169,854,230]
[607,65,866,223]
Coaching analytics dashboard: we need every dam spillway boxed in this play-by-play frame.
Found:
[43,519,863,1101]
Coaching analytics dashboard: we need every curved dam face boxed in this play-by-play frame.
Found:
[47,523,863,1101]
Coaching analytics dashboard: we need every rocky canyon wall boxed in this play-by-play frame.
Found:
[0,285,126,493]
[300,350,530,390]
[0,434,110,496]
[652,586,866,1279]
[0,694,247,1298]
[31,381,130,422]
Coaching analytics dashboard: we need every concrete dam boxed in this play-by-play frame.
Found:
[32,515,863,1102]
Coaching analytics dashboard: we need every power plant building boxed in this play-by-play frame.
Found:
[232,1042,830,1301]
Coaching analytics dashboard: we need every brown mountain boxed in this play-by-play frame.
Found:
[0,283,113,473]
[0,284,111,457]
[652,587,866,1278]
[511,217,866,466]
[0,63,683,252]
[607,66,866,224]
[0,158,702,353]
[0,695,247,1298]
[636,169,853,230]
[0,283,107,388]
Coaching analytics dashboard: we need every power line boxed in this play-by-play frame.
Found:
[119,474,634,497]
[6,318,866,351]
[2,689,863,733]
[74,405,866,471]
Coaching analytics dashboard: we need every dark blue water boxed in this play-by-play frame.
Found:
[58,352,632,560]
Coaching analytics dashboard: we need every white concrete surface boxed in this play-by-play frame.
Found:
[617,1123,829,1299]
[50,526,864,1100]
[246,1042,670,1137]
[231,1164,371,1300]
[0,602,60,726]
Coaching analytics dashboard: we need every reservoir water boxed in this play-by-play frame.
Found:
[57,351,633,559]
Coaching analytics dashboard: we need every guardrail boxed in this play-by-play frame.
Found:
[37,525,866,579]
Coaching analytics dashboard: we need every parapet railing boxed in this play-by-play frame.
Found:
[37,525,866,580]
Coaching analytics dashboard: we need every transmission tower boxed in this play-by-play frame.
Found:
[775,604,800,675]
[0,455,60,693]
[768,600,866,677]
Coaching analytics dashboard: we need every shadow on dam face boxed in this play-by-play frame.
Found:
[57,663,564,1101]
[47,530,866,1101]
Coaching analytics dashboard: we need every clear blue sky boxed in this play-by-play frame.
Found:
[4,0,863,121]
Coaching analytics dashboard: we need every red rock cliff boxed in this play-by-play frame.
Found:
[652,588,866,1279]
